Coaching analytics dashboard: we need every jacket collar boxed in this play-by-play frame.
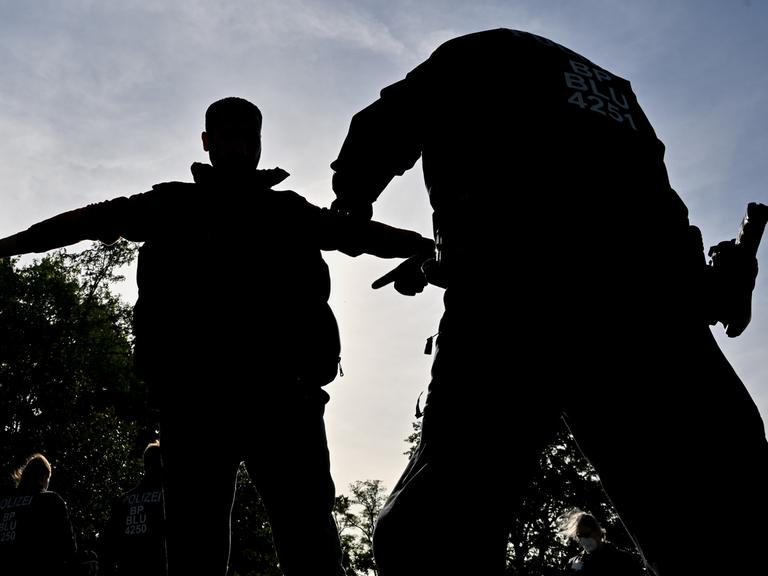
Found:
[190,162,290,189]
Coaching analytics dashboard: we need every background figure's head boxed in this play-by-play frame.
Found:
[202,97,262,172]
[143,440,162,480]
[558,508,606,554]
[12,453,52,492]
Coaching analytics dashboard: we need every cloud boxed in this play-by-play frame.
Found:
[171,0,406,57]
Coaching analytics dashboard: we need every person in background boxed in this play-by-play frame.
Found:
[0,452,77,576]
[559,509,644,575]
[99,440,166,576]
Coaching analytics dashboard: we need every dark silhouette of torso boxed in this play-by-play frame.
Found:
[331,28,768,576]
[99,476,165,576]
[0,488,76,576]
[132,163,341,388]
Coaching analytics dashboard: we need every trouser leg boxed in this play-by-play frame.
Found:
[566,325,768,576]
[159,392,240,576]
[374,328,560,576]
[246,389,345,576]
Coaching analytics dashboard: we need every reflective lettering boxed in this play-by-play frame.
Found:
[569,60,593,77]
[588,79,609,100]
[594,68,612,82]
[564,72,588,91]
[609,87,629,109]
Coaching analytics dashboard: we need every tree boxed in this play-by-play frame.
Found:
[0,243,154,549]
[334,479,388,576]
[404,419,421,459]
[228,463,282,576]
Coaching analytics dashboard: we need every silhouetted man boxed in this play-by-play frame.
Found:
[98,441,166,576]
[330,29,768,576]
[0,97,433,576]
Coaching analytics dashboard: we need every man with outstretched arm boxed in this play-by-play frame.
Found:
[0,96,433,576]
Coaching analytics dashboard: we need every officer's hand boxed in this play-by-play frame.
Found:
[330,197,373,221]
[372,255,429,296]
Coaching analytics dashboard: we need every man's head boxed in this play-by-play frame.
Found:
[202,97,262,172]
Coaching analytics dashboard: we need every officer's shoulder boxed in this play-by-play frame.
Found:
[37,489,64,500]
[430,28,524,58]
[35,490,68,508]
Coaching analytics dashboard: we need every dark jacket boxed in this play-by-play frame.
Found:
[11,163,433,386]
[331,28,698,325]
[567,542,645,576]
[98,477,165,576]
[0,488,77,576]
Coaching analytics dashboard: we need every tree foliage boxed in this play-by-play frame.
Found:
[229,464,282,576]
[0,243,154,550]
[334,479,388,576]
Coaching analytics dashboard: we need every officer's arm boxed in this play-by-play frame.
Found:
[330,61,430,219]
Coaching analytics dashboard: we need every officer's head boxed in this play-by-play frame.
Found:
[12,453,52,492]
[202,97,262,172]
[558,508,605,554]
[143,440,162,479]
[574,512,605,552]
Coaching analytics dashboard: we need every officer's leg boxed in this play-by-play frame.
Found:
[374,329,560,576]
[567,324,768,576]
[245,387,345,576]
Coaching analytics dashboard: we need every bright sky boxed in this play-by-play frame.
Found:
[1,0,767,495]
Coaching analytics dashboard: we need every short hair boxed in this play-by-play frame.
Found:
[205,97,262,136]
[12,453,52,491]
